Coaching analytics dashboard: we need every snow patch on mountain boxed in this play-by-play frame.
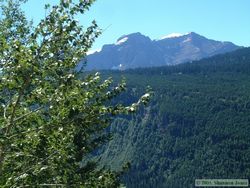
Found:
[111,64,125,70]
[87,48,101,55]
[159,32,193,40]
[115,37,128,45]
[160,33,185,39]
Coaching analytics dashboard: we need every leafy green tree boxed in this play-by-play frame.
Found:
[0,0,150,187]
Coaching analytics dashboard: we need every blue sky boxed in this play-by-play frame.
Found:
[23,0,250,50]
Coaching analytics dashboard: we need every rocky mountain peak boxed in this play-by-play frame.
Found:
[81,32,240,70]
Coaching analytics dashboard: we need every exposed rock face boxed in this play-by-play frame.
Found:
[80,32,240,70]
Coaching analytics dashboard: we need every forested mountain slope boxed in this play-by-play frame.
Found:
[94,48,250,188]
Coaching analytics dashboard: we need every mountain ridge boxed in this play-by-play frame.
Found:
[81,32,241,70]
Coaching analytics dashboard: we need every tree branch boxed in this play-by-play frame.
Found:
[5,89,24,135]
